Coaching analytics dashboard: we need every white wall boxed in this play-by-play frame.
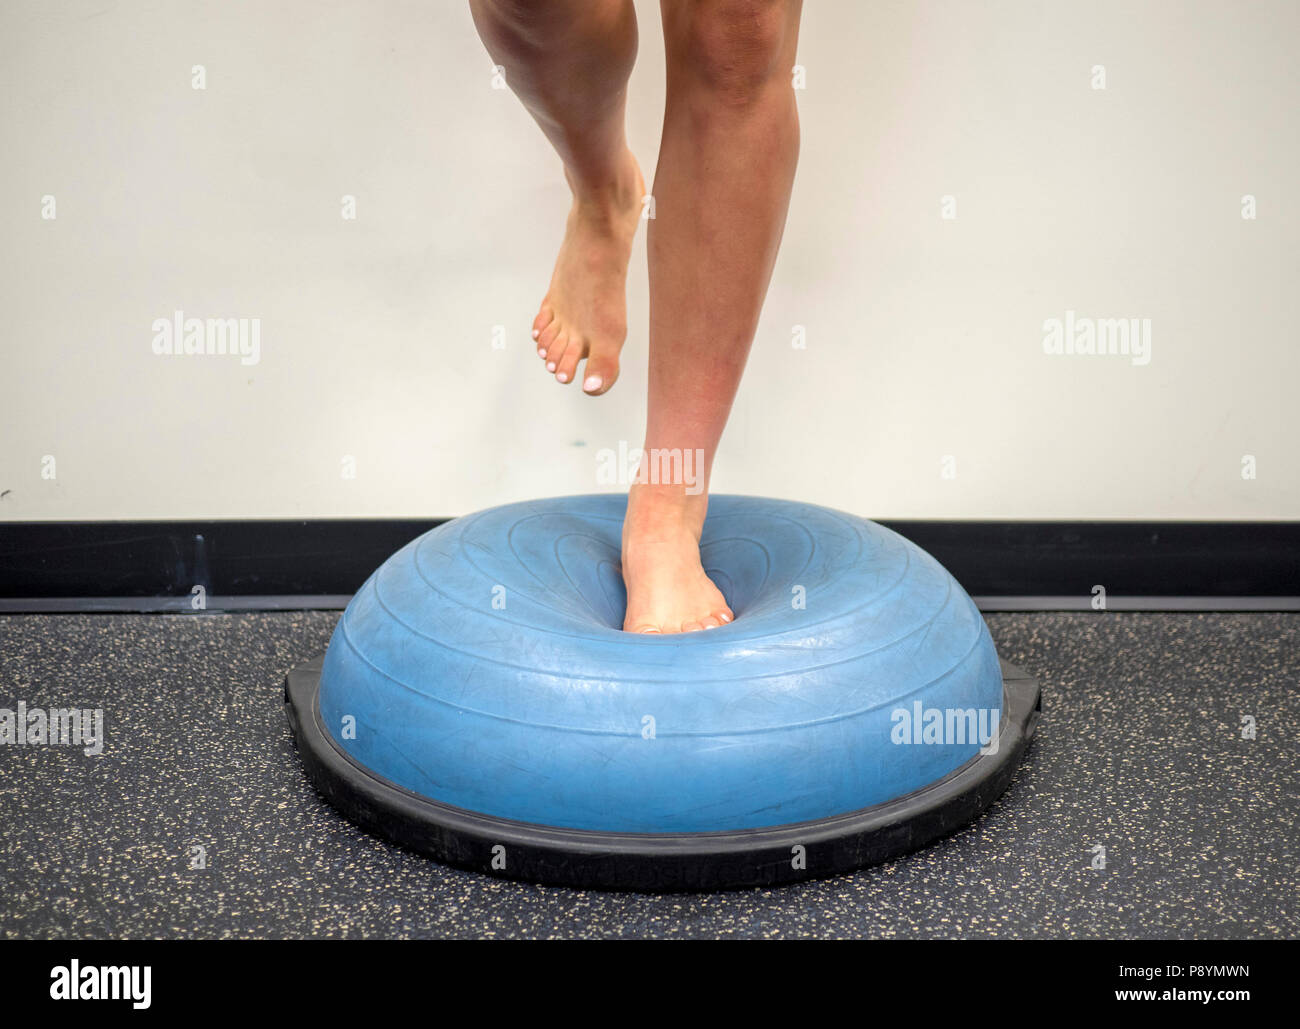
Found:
[2,0,1295,521]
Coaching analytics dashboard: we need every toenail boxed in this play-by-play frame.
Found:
[583,376,602,393]
[532,329,539,339]
[557,372,568,382]
[546,362,556,371]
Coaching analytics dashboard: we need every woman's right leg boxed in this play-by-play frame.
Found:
[468,0,644,394]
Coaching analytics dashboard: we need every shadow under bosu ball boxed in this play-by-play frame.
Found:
[285,494,1040,891]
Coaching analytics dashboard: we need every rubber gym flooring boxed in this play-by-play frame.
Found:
[0,610,1294,939]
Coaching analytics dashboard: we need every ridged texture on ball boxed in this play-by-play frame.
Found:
[318,494,1003,832]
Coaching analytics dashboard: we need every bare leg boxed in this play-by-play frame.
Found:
[468,0,645,393]
[622,0,802,633]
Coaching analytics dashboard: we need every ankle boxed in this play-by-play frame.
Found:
[564,150,641,219]
[624,483,708,543]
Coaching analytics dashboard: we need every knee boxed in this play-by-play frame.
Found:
[672,0,796,105]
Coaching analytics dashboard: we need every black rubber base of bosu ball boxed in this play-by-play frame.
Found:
[284,656,1041,893]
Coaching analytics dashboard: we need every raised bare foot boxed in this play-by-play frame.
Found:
[621,484,734,633]
[533,149,644,396]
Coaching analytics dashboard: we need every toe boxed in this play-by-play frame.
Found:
[538,319,562,357]
[532,305,555,341]
[698,614,722,629]
[555,338,584,384]
[545,334,568,374]
[682,620,704,633]
[581,347,621,396]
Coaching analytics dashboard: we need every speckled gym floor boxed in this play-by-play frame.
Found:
[0,611,1294,939]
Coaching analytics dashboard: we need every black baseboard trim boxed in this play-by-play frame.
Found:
[1,517,1296,613]
[2,595,1298,614]
[0,595,357,614]
[972,595,1300,612]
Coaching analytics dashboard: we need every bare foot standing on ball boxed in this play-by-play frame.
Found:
[470,0,802,632]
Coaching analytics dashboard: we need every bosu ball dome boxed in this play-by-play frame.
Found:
[286,494,1040,891]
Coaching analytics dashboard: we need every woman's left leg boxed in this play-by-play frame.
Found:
[622,0,803,633]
